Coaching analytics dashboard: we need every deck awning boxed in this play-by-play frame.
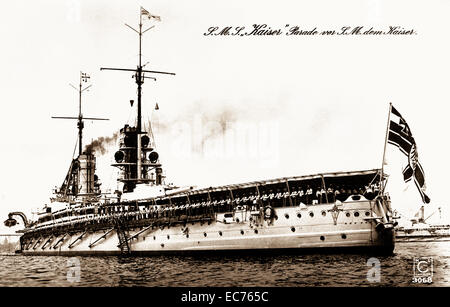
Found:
[130,169,383,206]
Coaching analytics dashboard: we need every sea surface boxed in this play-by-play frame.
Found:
[0,241,448,287]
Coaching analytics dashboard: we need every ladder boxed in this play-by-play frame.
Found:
[114,218,130,255]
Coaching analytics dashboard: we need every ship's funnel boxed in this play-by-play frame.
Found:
[78,153,96,196]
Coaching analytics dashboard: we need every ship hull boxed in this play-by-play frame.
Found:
[21,246,394,256]
[20,200,395,256]
[396,227,450,243]
[396,236,450,243]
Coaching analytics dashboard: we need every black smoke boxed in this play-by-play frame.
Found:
[84,132,119,155]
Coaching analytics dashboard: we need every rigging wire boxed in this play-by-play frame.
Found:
[72,134,79,159]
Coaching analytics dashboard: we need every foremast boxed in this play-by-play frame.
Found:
[101,7,175,193]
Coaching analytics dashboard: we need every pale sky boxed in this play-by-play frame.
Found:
[1,0,449,233]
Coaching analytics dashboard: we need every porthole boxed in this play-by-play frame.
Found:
[153,236,156,240]
[354,211,360,217]
[297,213,302,219]
[341,234,347,239]
[346,212,351,217]
[321,211,326,217]
[161,243,164,247]
[291,227,296,232]
[219,231,223,236]
[236,218,240,223]
[309,212,314,217]
[167,235,170,239]
[254,229,258,234]
[203,232,207,237]
[186,234,189,238]
[320,236,325,241]
[240,230,245,235]
[285,213,289,219]
[365,211,370,217]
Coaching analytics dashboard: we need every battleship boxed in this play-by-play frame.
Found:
[395,206,450,242]
[4,9,398,256]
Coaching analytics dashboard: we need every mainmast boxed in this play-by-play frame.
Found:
[102,7,175,189]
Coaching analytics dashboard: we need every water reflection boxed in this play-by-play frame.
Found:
[0,242,448,287]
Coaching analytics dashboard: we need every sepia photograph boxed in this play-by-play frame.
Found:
[0,0,448,295]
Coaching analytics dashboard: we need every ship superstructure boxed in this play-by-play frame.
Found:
[396,206,450,242]
[5,8,398,256]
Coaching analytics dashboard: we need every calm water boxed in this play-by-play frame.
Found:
[0,242,448,287]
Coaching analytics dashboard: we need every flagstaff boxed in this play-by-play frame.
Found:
[384,104,431,203]
[380,102,393,193]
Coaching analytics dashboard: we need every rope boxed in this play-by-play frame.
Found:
[72,134,79,159]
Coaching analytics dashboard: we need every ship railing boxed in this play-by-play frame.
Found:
[34,196,352,236]
[28,210,218,236]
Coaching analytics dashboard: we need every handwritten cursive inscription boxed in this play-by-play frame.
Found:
[204,24,417,37]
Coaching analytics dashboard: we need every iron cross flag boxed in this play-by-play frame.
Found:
[387,104,431,204]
